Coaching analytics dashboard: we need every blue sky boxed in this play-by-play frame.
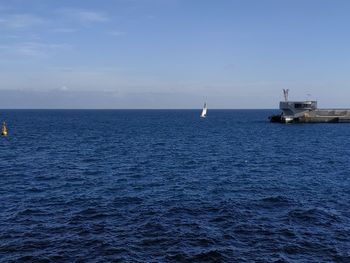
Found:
[0,0,350,108]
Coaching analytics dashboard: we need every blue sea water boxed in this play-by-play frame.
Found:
[0,110,349,262]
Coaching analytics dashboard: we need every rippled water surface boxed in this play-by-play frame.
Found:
[0,110,350,262]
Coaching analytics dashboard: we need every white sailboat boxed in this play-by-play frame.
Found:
[200,103,207,118]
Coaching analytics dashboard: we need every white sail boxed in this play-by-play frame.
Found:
[200,103,207,118]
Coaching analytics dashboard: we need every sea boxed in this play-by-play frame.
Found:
[0,110,349,262]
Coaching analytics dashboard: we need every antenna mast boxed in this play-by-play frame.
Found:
[283,89,289,102]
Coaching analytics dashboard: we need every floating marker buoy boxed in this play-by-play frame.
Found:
[2,122,7,137]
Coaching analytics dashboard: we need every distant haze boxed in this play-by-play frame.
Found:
[1,0,350,109]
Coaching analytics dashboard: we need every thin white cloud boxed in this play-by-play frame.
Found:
[108,30,125,37]
[0,42,73,58]
[0,14,45,28]
[145,14,155,19]
[58,9,109,25]
[52,28,77,33]
[77,10,108,23]
[0,35,20,39]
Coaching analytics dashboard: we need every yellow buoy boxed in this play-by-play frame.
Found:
[2,122,7,137]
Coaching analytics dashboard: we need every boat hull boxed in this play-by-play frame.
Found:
[270,113,350,123]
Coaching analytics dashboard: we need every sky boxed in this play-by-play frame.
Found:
[0,0,350,109]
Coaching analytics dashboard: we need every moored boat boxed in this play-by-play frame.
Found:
[270,90,350,123]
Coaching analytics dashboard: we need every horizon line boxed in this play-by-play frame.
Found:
[0,108,278,110]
